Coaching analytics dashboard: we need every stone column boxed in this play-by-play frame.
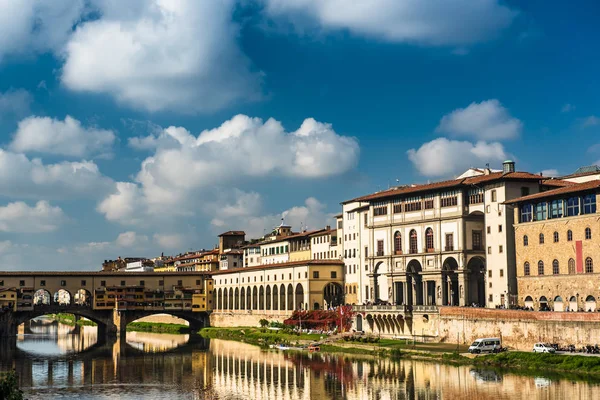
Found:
[459,274,467,306]
[422,281,426,306]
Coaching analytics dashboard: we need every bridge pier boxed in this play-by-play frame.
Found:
[0,311,17,338]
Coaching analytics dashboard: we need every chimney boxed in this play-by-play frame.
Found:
[503,160,515,174]
[326,225,331,231]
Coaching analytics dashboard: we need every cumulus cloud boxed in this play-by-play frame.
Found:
[153,233,184,249]
[436,99,522,141]
[0,89,32,119]
[61,0,260,113]
[101,114,359,224]
[262,0,517,46]
[0,149,113,200]
[541,169,559,177]
[0,200,66,233]
[0,0,84,61]
[10,115,115,157]
[407,138,508,177]
[115,231,149,248]
[582,116,600,128]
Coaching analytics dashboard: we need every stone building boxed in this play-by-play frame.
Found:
[507,179,600,312]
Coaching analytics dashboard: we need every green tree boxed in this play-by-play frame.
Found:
[0,370,24,400]
[259,319,269,328]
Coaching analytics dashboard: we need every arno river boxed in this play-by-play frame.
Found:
[1,321,600,399]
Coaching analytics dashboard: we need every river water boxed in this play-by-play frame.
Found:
[1,321,599,399]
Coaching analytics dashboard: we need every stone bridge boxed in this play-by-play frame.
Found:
[352,304,439,337]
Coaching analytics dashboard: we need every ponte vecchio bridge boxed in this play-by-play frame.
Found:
[0,271,212,339]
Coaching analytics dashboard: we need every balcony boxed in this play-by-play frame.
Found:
[409,305,438,313]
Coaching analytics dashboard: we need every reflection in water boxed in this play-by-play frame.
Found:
[2,323,600,399]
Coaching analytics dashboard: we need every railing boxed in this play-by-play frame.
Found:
[410,305,438,313]
[353,305,410,313]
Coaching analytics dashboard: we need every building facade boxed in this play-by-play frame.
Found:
[508,180,600,312]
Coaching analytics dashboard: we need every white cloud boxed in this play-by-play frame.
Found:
[10,115,115,157]
[561,103,575,113]
[436,99,522,141]
[115,231,149,248]
[0,200,66,233]
[154,233,184,250]
[101,114,358,224]
[541,169,559,177]
[407,138,507,177]
[0,149,113,200]
[0,89,32,118]
[61,0,260,113]
[582,116,600,128]
[0,0,84,61]
[262,0,517,46]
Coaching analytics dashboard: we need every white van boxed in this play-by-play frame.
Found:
[468,338,501,354]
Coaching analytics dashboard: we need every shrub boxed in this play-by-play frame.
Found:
[0,371,24,400]
[259,319,269,328]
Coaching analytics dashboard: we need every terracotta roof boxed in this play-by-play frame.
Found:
[346,171,544,203]
[504,180,600,205]
[309,228,336,236]
[0,287,16,292]
[218,231,246,237]
[255,230,321,246]
[560,165,600,179]
[542,178,576,188]
[209,259,344,276]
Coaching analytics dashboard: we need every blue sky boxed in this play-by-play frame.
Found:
[0,0,599,270]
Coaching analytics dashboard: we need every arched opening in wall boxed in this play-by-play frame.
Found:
[295,284,304,310]
[287,284,293,311]
[223,288,229,310]
[373,262,389,302]
[366,314,374,331]
[356,314,363,331]
[553,296,564,312]
[524,296,534,309]
[586,295,597,312]
[280,284,286,311]
[266,286,271,310]
[234,288,239,310]
[33,289,51,306]
[406,260,423,306]
[569,296,577,312]
[539,296,548,311]
[217,288,222,310]
[272,285,278,310]
[259,286,265,310]
[246,286,251,310]
[74,289,92,307]
[240,287,245,310]
[252,287,257,310]
[53,289,72,306]
[313,302,319,310]
[323,282,343,308]
[466,257,486,307]
[442,257,459,306]
[229,288,233,310]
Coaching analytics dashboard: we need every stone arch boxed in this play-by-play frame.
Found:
[586,295,597,312]
[323,282,343,308]
[234,288,239,310]
[229,288,234,310]
[295,283,304,310]
[74,289,92,306]
[280,284,286,311]
[33,289,51,306]
[53,289,72,306]
[466,256,486,306]
[406,259,423,306]
[266,286,271,310]
[366,314,374,331]
[217,288,222,310]
[272,285,278,310]
[259,286,264,310]
[252,286,258,310]
[442,257,459,306]
[356,314,363,331]
[240,287,245,310]
[222,288,229,310]
[553,296,564,312]
[569,296,577,311]
[287,284,293,310]
[524,295,534,309]
[539,296,548,311]
[374,261,389,302]
[246,286,251,310]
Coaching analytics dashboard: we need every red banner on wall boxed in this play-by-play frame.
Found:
[576,240,583,273]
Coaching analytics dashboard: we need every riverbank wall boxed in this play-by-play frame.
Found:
[210,311,288,327]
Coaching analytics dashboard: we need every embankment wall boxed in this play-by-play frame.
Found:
[210,311,289,328]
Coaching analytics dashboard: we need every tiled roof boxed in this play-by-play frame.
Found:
[255,230,321,246]
[346,171,544,203]
[504,180,600,204]
[542,178,576,188]
[218,231,246,236]
[309,228,336,236]
[560,165,600,179]
[209,259,344,276]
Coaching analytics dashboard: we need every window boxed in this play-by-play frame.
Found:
[424,195,434,209]
[373,202,388,216]
[61,280,66,286]
[550,199,563,219]
[553,231,559,243]
[140,280,145,286]
[567,258,575,274]
[364,246,368,259]
[498,225,502,233]
[313,271,319,279]
[19,280,25,287]
[363,213,367,226]
[445,233,454,251]
[567,197,579,216]
[586,257,594,273]
[472,231,482,250]
[499,245,503,253]
[377,240,384,256]
[491,190,497,202]
[551,258,562,276]
[81,280,86,286]
[520,204,533,222]
[331,271,337,278]
[101,280,106,287]
[409,230,418,254]
[523,235,528,246]
[0,280,3,286]
[521,187,530,197]
[159,280,164,286]
[393,202,402,214]
[500,269,504,277]
[353,249,356,258]
[177,280,183,286]
[538,261,544,275]
[40,280,46,287]
[425,228,434,251]
[487,226,491,234]
[539,233,544,244]
[394,231,402,254]
[488,270,492,278]
[567,230,573,241]
[535,202,547,221]
[583,194,596,214]
[488,246,492,254]
[586,227,592,240]
[338,220,343,229]
[405,197,422,212]
[121,280,126,286]
[524,262,530,276]
[468,188,484,204]
[441,191,458,207]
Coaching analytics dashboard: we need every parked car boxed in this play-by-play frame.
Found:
[468,338,502,354]
[533,343,556,353]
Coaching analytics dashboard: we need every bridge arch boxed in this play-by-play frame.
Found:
[33,289,51,306]
[53,289,72,306]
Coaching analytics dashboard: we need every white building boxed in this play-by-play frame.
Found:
[309,226,338,261]
[125,259,154,272]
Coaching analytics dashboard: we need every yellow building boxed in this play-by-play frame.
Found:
[0,287,17,311]
[507,180,600,311]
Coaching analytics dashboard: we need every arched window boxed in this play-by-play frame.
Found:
[552,259,559,275]
[524,262,530,276]
[523,235,528,246]
[553,231,559,243]
[409,230,418,254]
[538,260,544,275]
[539,233,544,244]
[567,230,573,241]
[586,257,594,273]
[568,258,576,274]
[425,228,434,251]
[394,231,402,254]
[586,227,592,240]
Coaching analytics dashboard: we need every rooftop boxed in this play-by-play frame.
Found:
[504,180,600,205]
[209,259,344,275]
[218,231,246,237]
[560,165,600,179]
